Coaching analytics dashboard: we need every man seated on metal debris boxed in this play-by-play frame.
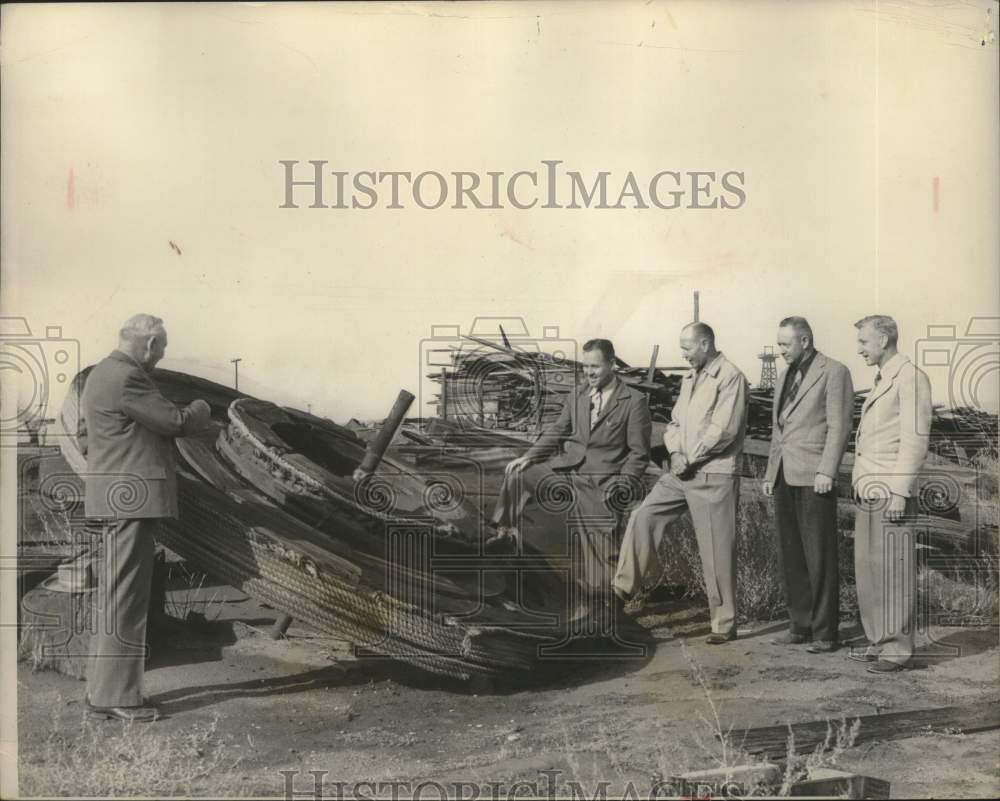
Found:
[489,338,651,636]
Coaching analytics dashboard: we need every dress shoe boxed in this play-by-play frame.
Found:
[88,704,159,722]
[866,660,906,674]
[846,650,878,663]
[770,631,810,645]
[87,694,152,707]
[806,640,839,654]
[609,594,645,633]
[705,630,736,645]
[483,527,518,555]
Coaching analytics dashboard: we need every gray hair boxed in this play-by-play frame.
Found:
[779,315,814,342]
[119,313,165,344]
[854,314,898,346]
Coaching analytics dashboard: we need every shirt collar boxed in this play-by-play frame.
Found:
[110,349,145,370]
[794,349,817,376]
[878,352,907,380]
[688,351,724,380]
[590,375,618,397]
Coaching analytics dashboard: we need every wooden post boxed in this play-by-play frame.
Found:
[357,390,416,477]
[440,368,448,420]
[231,357,242,391]
[270,614,293,639]
[533,368,544,434]
[646,344,659,384]
[693,291,700,322]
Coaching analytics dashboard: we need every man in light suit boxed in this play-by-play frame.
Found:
[614,323,749,644]
[763,317,854,653]
[492,338,651,625]
[850,315,931,674]
[83,314,211,721]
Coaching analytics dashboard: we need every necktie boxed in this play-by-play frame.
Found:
[590,389,603,428]
[873,370,882,389]
[778,368,802,428]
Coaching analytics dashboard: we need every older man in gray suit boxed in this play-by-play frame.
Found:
[83,314,210,721]
[763,317,854,653]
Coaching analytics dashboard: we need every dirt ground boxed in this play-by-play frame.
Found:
[16,571,1000,799]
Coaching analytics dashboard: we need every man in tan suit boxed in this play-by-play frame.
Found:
[83,314,210,721]
[614,323,749,644]
[850,315,931,674]
[763,317,854,653]
[492,338,651,627]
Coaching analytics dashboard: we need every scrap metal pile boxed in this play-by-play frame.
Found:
[750,388,998,463]
[44,367,565,682]
[426,328,997,465]
[427,334,683,431]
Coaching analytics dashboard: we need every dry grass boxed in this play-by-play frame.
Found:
[19,702,241,797]
[642,458,999,627]
[680,643,755,778]
[734,493,787,622]
[680,645,862,797]
[645,489,786,623]
[970,450,998,522]
[164,561,225,623]
[777,716,861,796]
[921,560,999,623]
[920,451,999,624]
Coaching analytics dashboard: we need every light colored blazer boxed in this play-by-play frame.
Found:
[526,377,651,485]
[764,352,854,486]
[664,352,749,475]
[851,353,932,499]
[81,350,209,519]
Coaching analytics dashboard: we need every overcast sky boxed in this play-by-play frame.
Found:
[3,1,997,424]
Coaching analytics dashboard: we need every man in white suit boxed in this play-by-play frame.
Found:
[850,315,932,674]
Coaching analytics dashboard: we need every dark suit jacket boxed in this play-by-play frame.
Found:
[764,352,854,486]
[81,350,207,519]
[525,377,651,486]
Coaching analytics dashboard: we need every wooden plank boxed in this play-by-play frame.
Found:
[790,770,891,799]
[738,702,1000,761]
